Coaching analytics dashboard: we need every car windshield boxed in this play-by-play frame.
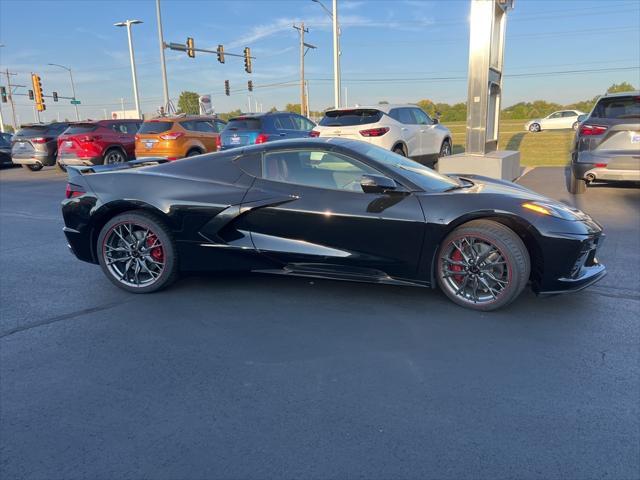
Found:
[138,121,173,134]
[591,95,640,119]
[319,109,383,127]
[227,118,262,130]
[347,142,461,192]
[64,124,98,135]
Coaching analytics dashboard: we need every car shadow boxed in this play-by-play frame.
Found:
[505,132,526,151]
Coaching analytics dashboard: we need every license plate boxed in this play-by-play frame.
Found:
[64,141,73,147]
[230,135,241,145]
[631,134,640,144]
[144,141,154,149]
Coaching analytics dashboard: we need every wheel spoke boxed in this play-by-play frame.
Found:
[443,258,467,267]
[478,277,498,299]
[484,271,508,286]
[454,275,470,297]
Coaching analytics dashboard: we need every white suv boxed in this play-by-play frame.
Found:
[311,105,453,167]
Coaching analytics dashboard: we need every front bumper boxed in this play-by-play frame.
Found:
[537,264,607,295]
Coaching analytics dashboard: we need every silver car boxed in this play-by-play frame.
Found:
[569,91,640,193]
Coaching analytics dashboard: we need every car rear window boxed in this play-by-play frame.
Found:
[138,121,173,134]
[14,125,53,136]
[591,95,640,119]
[64,124,98,135]
[319,109,383,127]
[227,118,262,130]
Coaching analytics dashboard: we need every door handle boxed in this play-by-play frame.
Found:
[401,128,408,131]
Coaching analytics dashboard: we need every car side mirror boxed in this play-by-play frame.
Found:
[360,174,397,194]
[432,118,439,124]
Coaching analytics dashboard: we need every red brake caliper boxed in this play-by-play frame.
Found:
[146,233,164,262]
[450,248,464,284]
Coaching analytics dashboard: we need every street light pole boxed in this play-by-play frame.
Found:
[48,63,80,121]
[312,0,341,108]
[114,20,143,119]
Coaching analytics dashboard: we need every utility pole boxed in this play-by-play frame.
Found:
[114,20,143,119]
[4,69,18,129]
[311,0,341,108]
[155,0,173,114]
[293,23,316,117]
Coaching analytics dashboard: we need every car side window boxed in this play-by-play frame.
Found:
[181,121,197,131]
[548,112,562,119]
[561,111,575,117]
[195,121,216,133]
[262,149,380,192]
[395,108,416,124]
[290,115,314,131]
[274,115,295,130]
[111,123,128,134]
[413,108,433,125]
[215,120,226,133]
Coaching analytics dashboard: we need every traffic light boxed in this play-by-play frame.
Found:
[31,73,46,112]
[216,44,225,63]
[28,90,34,100]
[224,80,230,96]
[247,80,253,92]
[243,47,252,73]
[186,37,195,58]
[0,86,6,103]
[52,91,59,102]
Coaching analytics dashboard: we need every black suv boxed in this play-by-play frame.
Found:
[570,91,640,193]
[11,122,70,171]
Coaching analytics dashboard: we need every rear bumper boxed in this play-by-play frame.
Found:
[584,167,640,182]
[58,153,102,166]
[11,152,55,166]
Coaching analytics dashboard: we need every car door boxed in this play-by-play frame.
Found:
[388,108,420,157]
[195,120,218,152]
[412,108,440,156]
[560,111,578,129]
[272,114,295,140]
[541,111,564,130]
[289,114,315,138]
[237,147,426,279]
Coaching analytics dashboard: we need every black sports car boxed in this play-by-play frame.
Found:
[61,138,606,311]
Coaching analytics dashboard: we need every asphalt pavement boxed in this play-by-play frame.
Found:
[1,165,638,480]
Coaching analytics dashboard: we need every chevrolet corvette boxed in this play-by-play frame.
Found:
[61,138,606,311]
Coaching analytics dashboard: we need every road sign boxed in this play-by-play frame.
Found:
[70,100,81,105]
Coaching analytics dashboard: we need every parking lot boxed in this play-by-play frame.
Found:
[1,165,639,479]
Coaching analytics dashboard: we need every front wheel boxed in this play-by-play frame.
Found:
[529,123,541,133]
[436,220,530,311]
[97,211,178,293]
[22,163,43,171]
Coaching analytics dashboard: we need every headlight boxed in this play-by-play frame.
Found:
[522,201,584,220]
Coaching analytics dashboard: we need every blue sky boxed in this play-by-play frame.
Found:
[0,0,639,123]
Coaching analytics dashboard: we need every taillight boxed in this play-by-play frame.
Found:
[78,135,96,143]
[359,127,389,137]
[594,163,607,168]
[255,133,269,144]
[309,130,320,137]
[135,135,140,141]
[215,135,222,150]
[580,124,608,136]
[159,132,184,140]
[32,137,52,144]
[167,157,178,161]
[65,183,85,199]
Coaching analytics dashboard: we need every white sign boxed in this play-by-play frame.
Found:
[199,95,214,115]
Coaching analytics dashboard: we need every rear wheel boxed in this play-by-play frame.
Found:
[439,139,452,158]
[392,145,406,157]
[569,170,587,194]
[97,211,178,293]
[436,220,530,311]
[186,149,202,157]
[103,149,126,165]
[22,163,43,171]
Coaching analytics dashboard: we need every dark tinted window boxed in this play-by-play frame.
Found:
[195,121,216,133]
[64,124,98,135]
[291,115,315,131]
[389,108,415,124]
[111,123,129,134]
[413,108,432,125]
[0,136,10,147]
[227,118,262,130]
[215,120,226,133]
[15,125,51,137]
[591,95,640,119]
[274,115,295,130]
[346,142,459,192]
[319,109,383,127]
[180,121,198,131]
[138,121,173,134]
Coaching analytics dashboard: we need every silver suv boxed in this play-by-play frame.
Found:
[569,91,640,193]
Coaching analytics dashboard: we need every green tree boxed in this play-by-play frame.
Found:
[2,124,15,133]
[177,91,200,115]
[285,103,301,114]
[217,109,242,122]
[607,82,636,93]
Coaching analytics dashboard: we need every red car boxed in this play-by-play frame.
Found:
[57,119,142,168]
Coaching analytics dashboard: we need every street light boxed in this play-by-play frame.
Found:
[114,19,143,119]
[312,0,341,108]
[48,63,80,121]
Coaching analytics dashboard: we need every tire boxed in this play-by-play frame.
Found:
[529,123,541,133]
[186,149,202,157]
[56,163,67,173]
[103,148,126,165]
[439,139,452,158]
[392,145,406,157]
[97,211,178,293]
[22,163,43,171]
[436,219,530,311]
[569,170,586,194]
[572,121,579,131]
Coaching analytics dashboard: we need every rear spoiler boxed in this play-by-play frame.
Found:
[66,157,169,180]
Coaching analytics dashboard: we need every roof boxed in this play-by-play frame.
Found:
[325,104,418,114]
[601,90,640,98]
[146,114,219,121]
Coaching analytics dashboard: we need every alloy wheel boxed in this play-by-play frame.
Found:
[440,141,451,157]
[439,235,511,305]
[102,222,165,288]
[105,150,125,164]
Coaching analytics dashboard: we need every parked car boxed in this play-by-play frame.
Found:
[61,138,606,312]
[57,119,142,169]
[524,110,585,132]
[569,91,640,194]
[310,105,452,167]
[218,112,315,150]
[135,115,226,160]
[11,122,70,171]
[0,133,13,167]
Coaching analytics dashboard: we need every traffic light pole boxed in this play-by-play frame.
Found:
[4,69,18,130]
